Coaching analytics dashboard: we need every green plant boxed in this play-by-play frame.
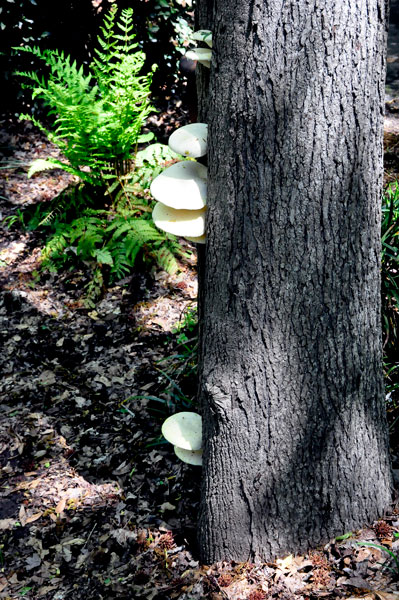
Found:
[122,336,198,417]
[14,5,155,186]
[123,366,194,419]
[122,304,199,420]
[17,144,187,305]
[30,191,181,305]
[172,304,198,344]
[84,266,105,308]
[335,532,353,541]
[146,0,193,57]
[381,182,399,355]
[385,361,399,399]
[168,304,198,371]
[164,305,198,387]
[0,159,32,170]
[355,541,399,577]
[2,209,26,229]
[385,361,399,436]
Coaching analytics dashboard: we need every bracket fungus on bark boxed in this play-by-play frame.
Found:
[150,161,207,210]
[174,446,203,466]
[185,48,212,68]
[150,118,208,243]
[162,412,203,465]
[185,234,206,245]
[162,412,202,449]
[152,202,206,238]
[192,30,213,48]
[168,123,208,158]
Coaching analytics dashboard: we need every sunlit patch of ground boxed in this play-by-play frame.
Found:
[131,270,197,335]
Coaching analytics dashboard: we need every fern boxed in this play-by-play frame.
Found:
[154,246,180,275]
[37,200,182,282]
[27,158,60,178]
[20,145,187,304]
[40,223,71,268]
[14,5,155,186]
[93,247,114,267]
[109,241,134,279]
[106,216,179,278]
[84,267,105,308]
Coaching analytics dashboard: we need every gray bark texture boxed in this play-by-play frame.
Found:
[197,0,393,563]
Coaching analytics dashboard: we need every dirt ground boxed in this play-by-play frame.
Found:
[1,107,399,599]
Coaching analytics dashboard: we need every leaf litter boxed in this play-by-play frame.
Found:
[0,122,399,599]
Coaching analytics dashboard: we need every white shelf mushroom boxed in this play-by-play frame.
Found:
[192,30,212,48]
[185,234,206,245]
[174,446,203,466]
[162,412,202,449]
[150,161,207,210]
[162,412,203,465]
[185,48,212,68]
[152,203,206,239]
[168,123,208,158]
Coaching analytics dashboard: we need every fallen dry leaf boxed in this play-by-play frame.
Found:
[0,519,15,530]
[25,511,43,524]
[25,553,41,570]
[55,496,67,514]
[18,504,26,526]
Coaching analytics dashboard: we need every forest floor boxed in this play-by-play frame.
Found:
[1,102,399,600]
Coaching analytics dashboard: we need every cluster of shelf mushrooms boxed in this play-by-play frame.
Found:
[150,30,212,247]
[152,31,212,465]
[186,29,212,67]
[162,412,203,466]
[150,123,208,244]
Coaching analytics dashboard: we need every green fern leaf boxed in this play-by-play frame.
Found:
[154,246,179,275]
[27,158,59,178]
[93,248,114,266]
[15,5,156,187]
[124,232,142,264]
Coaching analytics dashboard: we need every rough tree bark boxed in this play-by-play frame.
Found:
[197,0,393,563]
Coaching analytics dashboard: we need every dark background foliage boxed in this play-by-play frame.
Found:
[0,0,193,116]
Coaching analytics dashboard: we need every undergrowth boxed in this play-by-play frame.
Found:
[382,181,399,357]
[6,5,193,303]
[3,144,188,306]
[122,304,199,421]
[382,182,399,438]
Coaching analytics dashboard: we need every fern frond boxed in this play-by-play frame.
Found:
[109,241,134,279]
[38,209,58,227]
[41,223,70,264]
[27,158,60,178]
[123,233,142,265]
[93,247,114,266]
[15,5,155,186]
[153,246,180,275]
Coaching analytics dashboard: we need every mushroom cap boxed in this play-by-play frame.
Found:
[192,30,213,48]
[174,446,203,466]
[168,123,208,158]
[186,48,212,68]
[150,161,207,210]
[185,234,206,244]
[162,412,202,451]
[152,203,206,238]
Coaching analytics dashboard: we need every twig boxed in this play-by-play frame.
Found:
[83,522,97,548]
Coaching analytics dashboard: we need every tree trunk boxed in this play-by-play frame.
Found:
[198,0,393,563]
